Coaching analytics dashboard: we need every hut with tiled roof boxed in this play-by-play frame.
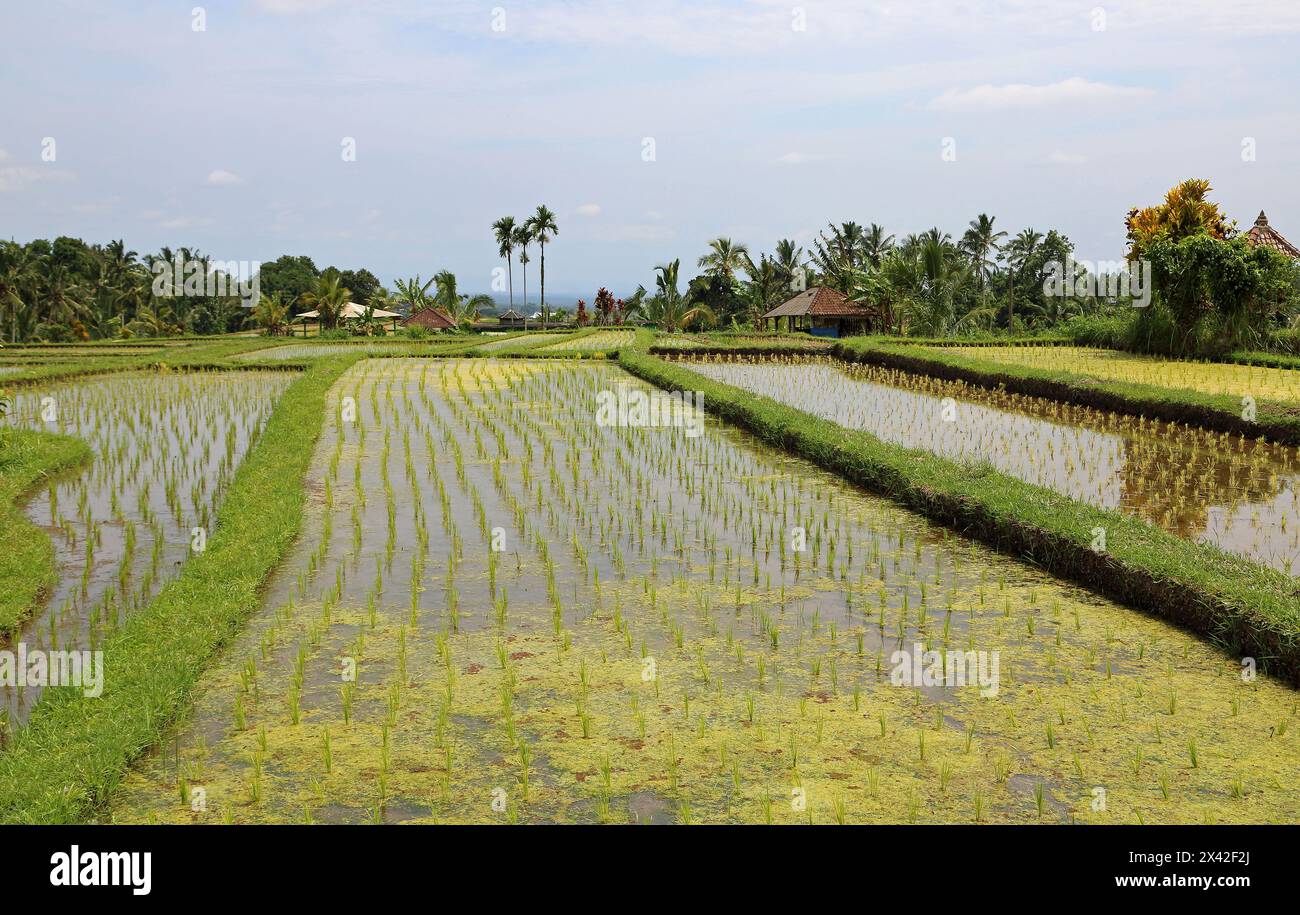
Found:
[760,286,880,337]
[1246,211,1300,259]
[403,306,458,331]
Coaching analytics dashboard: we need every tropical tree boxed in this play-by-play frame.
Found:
[253,292,290,336]
[811,222,869,293]
[772,239,807,291]
[493,216,517,309]
[513,224,532,312]
[524,205,558,327]
[301,269,351,330]
[630,259,715,332]
[959,214,1007,293]
[697,237,750,279]
[1000,228,1043,328]
[742,254,785,326]
[1126,178,1233,259]
[862,224,895,269]
[394,275,435,313]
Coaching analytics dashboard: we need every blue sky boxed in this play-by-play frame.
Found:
[2,0,1298,298]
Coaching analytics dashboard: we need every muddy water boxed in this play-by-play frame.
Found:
[0,370,294,724]
[107,359,1300,825]
[681,355,1300,575]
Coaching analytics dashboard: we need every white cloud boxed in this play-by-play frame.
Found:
[929,77,1153,111]
[206,169,244,187]
[0,148,9,162]
[576,203,602,216]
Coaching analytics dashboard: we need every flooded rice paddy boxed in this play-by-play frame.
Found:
[234,343,442,362]
[653,334,833,352]
[539,330,635,352]
[108,358,1299,824]
[474,333,569,352]
[1,370,294,724]
[941,345,1300,405]
[683,355,1300,574]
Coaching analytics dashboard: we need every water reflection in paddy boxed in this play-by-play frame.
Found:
[681,355,1300,574]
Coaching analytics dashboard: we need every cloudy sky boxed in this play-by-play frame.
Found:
[2,0,1297,296]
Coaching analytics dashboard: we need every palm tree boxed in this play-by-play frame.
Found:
[492,216,517,309]
[512,224,532,314]
[772,239,806,290]
[811,222,868,293]
[301,270,351,330]
[40,263,88,332]
[863,224,895,269]
[0,242,37,343]
[697,237,750,279]
[394,276,435,314]
[1001,228,1043,328]
[630,259,714,332]
[525,206,558,327]
[742,254,783,327]
[459,293,495,325]
[253,292,290,336]
[960,214,1007,293]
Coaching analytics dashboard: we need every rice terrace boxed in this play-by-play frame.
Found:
[3,0,1300,895]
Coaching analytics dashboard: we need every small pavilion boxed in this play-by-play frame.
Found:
[759,286,880,337]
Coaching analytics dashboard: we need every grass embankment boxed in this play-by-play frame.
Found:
[0,355,359,823]
[0,430,93,636]
[650,331,835,357]
[0,338,286,388]
[618,350,1300,685]
[834,337,1300,446]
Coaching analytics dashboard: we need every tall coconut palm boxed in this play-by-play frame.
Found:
[697,237,750,279]
[512,224,532,313]
[492,216,517,309]
[772,239,806,290]
[960,214,1007,293]
[1001,228,1043,328]
[524,205,558,327]
[40,263,88,330]
[0,242,37,343]
[863,223,895,269]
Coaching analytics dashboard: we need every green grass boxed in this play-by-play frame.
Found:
[618,350,1300,684]
[0,429,93,636]
[0,355,360,823]
[0,338,285,388]
[833,337,1300,446]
